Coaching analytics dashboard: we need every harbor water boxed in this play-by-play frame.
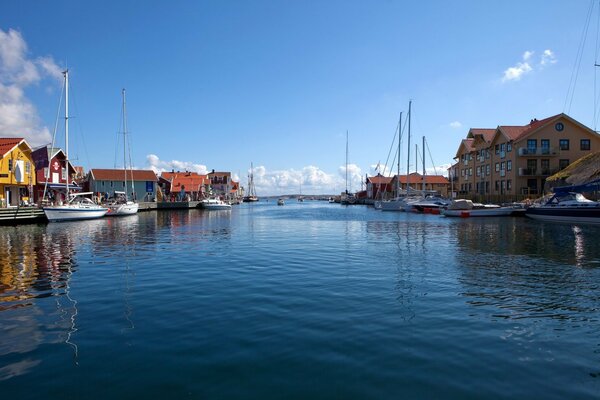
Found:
[1,201,599,399]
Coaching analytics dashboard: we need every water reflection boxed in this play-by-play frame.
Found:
[453,219,600,323]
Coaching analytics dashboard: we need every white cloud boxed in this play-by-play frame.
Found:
[449,121,462,129]
[146,154,209,175]
[0,28,62,146]
[540,49,557,66]
[502,51,533,82]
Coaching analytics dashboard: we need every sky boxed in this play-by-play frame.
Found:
[1,0,599,195]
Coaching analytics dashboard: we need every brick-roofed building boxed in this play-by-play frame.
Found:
[366,174,393,199]
[452,113,600,201]
[158,171,210,201]
[0,138,36,207]
[88,168,157,202]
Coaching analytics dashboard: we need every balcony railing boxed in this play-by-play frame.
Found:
[518,167,559,176]
[517,147,558,156]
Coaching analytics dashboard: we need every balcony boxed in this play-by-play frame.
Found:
[518,167,560,177]
[499,170,506,177]
[517,147,558,156]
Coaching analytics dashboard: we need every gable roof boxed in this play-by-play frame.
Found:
[367,174,393,185]
[168,172,209,191]
[454,138,475,158]
[468,128,496,143]
[90,168,157,181]
[497,114,561,142]
[393,172,449,184]
[0,138,26,157]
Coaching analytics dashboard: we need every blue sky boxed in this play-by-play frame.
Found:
[0,1,598,195]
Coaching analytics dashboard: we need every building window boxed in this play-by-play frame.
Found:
[500,161,505,171]
[507,160,512,171]
[495,180,499,191]
[507,180,512,191]
[507,142,512,152]
[495,144,499,154]
[541,159,550,174]
[559,139,569,150]
[26,162,31,174]
[559,159,569,170]
[8,159,12,171]
[581,139,591,150]
[495,163,499,172]
[43,167,49,178]
[527,139,537,152]
[486,165,490,175]
[476,166,481,177]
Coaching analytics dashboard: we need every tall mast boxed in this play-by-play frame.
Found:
[406,100,411,194]
[422,136,426,192]
[345,130,349,194]
[122,88,131,200]
[64,69,69,197]
[397,112,402,197]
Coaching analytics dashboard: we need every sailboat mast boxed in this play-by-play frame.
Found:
[345,130,349,194]
[64,70,69,197]
[422,136,426,192]
[397,112,402,197]
[406,100,411,194]
[122,89,130,200]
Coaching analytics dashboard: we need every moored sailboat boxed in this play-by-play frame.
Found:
[43,70,108,222]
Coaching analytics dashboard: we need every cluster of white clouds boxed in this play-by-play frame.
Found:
[0,28,62,146]
[145,154,365,195]
[146,154,210,175]
[502,49,557,82]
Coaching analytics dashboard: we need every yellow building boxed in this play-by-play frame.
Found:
[450,113,600,202]
[0,138,36,207]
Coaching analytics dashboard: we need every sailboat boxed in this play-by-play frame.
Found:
[105,89,139,216]
[341,130,356,205]
[243,162,259,202]
[381,101,413,211]
[43,70,108,222]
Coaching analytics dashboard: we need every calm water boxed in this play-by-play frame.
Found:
[1,201,600,399]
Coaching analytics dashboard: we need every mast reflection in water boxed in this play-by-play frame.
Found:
[0,204,599,399]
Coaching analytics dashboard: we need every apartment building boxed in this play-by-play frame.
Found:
[450,113,600,202]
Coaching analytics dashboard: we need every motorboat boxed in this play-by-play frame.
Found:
[441,199,517,217]
[525,192,600,224]
[200,198,232,210]
[277,198,285,206]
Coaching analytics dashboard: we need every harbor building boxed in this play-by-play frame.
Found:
[0,138,36,207]
[366,173,450,200]
[158,171,210,201]
[87,168,158,202]
[31,146,79,203]
[450,113,600,202]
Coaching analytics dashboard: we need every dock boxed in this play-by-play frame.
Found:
[0,207,46,225]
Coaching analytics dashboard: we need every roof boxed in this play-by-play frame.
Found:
[367,174,393,184]
[394,173,449,184]
[468,128,496,143]
[169,173,209,191]
[0,138,25,156]
[208,171,231,176]
[498,114,561,142]
[90,168,157,181]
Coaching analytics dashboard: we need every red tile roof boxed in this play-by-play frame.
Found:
[499,114,561,141]
[367,174,393,184]
[90,169,157,181]
[469,128,496,143]
[394,173,449,184]
[170,174,209,191]
[0,138,24,156]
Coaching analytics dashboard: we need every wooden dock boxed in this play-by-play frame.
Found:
[0,207,47,226]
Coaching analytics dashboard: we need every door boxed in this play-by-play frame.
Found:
[52,172,59,183]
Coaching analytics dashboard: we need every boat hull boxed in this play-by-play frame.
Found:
[203,204,232,210]
[525,207,600,224]
[44,206,108,222]
[442,208,515,217]
[106,202,139,216]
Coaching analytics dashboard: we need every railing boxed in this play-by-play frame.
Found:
[517,147,558,156]
[518,167,559,176]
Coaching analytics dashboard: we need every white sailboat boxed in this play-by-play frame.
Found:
[43,70,108,222]
[341,130,356,205]
[243,162,259,202]
[106,89,139,216]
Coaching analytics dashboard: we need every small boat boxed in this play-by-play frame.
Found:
[525,192,600,224]
[328,197,335,203]
[277,198,285,206]
[105,191,139,216]
[200,198,232,210]
[243,162,259,202]
[441,199,516,217]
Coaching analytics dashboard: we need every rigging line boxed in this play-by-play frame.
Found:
[595,0,600,130]
[564,0,595,114]
[382,121,400,177]
[69,79,92,172]
[43,77,66,202]
[425,137,440,176]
